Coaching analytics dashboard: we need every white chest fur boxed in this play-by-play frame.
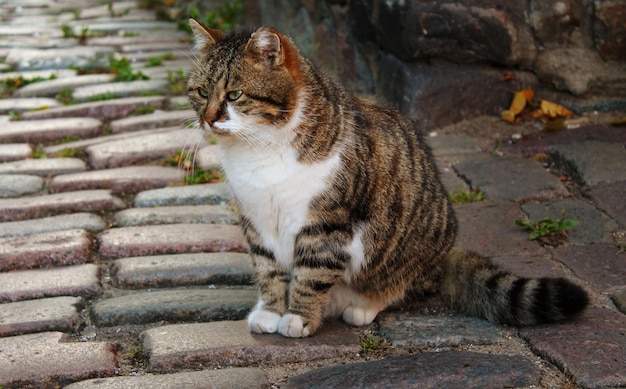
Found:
[220,142,340,268]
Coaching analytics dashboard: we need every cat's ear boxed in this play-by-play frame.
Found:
[245,27,285,66]
[189,18,224,51]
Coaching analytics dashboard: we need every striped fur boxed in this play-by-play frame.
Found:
[187,20,589,337]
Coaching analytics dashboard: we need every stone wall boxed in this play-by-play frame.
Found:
[244,0,626,130]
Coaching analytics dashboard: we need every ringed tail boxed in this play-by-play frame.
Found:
[440,249,589,326]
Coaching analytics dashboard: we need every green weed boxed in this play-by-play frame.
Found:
[145,52,174,67]
[32,147,47,159]
[516,210,579,243]
[359,331,385,354]
[166,69,186,94]
[134,104,155,115]
[109,55,150,82]
[449,189,486,205]
[0,74,57,98]
[55,88,74,105]
[184,167,225,185]
[89,92,118,101]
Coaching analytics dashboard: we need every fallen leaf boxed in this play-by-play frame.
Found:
[531,153,549,162]
[540,100,573,119]
[501,110,516,124]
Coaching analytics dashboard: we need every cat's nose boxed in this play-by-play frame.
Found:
[205,115,217,126]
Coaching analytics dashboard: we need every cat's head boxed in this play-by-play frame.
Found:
[187,19,302,141]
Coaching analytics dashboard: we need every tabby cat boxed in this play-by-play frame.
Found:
[187,19,589,338]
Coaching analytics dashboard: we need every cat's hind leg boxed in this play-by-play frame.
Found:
[325,283,387,326]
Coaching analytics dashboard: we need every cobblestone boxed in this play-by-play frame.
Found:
[0,143,32,162]
[284,351,540,389]
[0,174,43,198]
[108,109,196,133]
[0,157,87,176]
[0,117,102,144]
[98,224,247,259]
[92,288,256,326]
[0,332,116,388]
[142,320,360,372]
[0,229,92,271]
[0,296,82,337]
[113,204,238,227]
[64,368,269,389]
[0,97,61,114]
[86,128,205,169]
[20,95,169,121]
[49,165,183,194]
[0,213,106,238]
[133,182,232,207]
[0,264,101,302]
[0,189,125,222]
[112,252,253,288]
[521,307,626,388]
[378,312,502,348]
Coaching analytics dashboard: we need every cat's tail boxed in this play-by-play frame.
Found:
[440,248,589,326]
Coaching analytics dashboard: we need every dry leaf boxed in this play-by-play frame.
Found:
[540,100,573,119]
[501,88,535,124]
[501,110,516,124]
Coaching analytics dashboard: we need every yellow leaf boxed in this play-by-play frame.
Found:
[509,90,529,115]
[501,110,516,124]
[540,100,573,119]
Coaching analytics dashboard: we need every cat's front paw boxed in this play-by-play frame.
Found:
[342,306,379,326]
[278,313,311,338]
[248,309,281,334]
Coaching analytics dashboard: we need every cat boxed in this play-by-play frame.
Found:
[186,19,589,338]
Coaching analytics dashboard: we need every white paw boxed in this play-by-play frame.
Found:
[248,309,281,334]
[342,306,379,326]
[278,313,311,338]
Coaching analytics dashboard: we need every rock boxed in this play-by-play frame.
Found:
[378,312,502,348]
[521,198,619,244]
[594,0,626,60]
[529,0,584,47]
[142,320,360,372]
[534,47,626,96]
[64,368,269,389]
[48,166,183,194]
[13,74,114,97]
[0,264,101,302]
[0,174,43,198]
[285,351,540,388]
[0,158,87,176]
[553,243,626,292]
[112,252,253,288]
[133,183,232,207]
[0,332,116,388]
[350,0,537,66]
[376,54,539,129]
[0,144,32,162]
[97,224,248,260]
[91,288,257,325]
[0,97,61,114]
[113,204,238,227]
[0,117,102,143]
[0,213,107,238]
[453,155,569,202]
[0,296,82,337]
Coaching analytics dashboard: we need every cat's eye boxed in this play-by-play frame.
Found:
[198,89,209,98]
[226,90,243,101]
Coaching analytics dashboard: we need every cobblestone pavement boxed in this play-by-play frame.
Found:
[1,1,625,388]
